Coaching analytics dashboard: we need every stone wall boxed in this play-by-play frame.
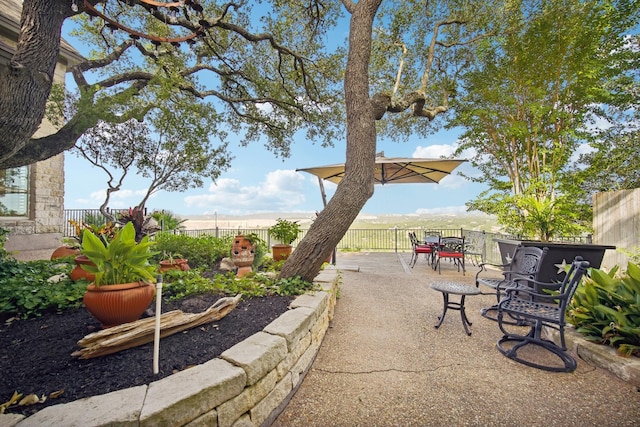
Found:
[2,270,339,427]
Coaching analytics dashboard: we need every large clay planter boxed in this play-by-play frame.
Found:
[232,235,255,277]
[272,244,293,261]
[83,281,156,328]
[159,258,190,273]
[70,255,96,282]
[50,246,80,260]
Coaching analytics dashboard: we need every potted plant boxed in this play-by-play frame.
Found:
[80,221,159,328]
[68,220,119,282]
[159,251,190,273]
[268,219,301,261]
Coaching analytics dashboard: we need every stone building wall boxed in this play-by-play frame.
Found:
[0,1,81,258]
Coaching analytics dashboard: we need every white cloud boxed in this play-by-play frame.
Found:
[413,144,455,158]
[184,170,307,214]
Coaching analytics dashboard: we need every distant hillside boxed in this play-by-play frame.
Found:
[182,212,502,232]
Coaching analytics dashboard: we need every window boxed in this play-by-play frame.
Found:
[0,166,29,217]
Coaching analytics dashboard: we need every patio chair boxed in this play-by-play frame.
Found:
[433,236,465,275]
[496,257,590,372]
[408,232,434,267]
[475,245,548,322]
[464,231,486,266]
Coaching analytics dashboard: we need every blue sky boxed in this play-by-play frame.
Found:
[61,18,487,218]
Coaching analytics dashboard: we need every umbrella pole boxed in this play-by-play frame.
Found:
[318,177,328,208]
[153,274,163,375]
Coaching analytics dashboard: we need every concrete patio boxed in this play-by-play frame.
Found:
[273,251,640,427]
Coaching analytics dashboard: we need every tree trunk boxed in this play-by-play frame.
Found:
[279,0,382,282]
[0,0,70,167]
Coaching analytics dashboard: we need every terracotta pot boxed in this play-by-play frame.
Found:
[232,235,256,277]
[83,281,156,328]
[272,244,293,261]
[159,258,190,273]
[50,246,80,260]
[70,255,96,282]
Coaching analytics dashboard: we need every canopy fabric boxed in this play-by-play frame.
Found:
[297,156,466,185]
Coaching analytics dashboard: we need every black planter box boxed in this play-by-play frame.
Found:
[495,238,616,283]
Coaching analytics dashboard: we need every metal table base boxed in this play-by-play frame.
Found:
[430,281,481,336]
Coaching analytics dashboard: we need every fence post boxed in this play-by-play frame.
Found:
[394,227,398,253]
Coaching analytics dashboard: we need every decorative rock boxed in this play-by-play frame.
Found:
[219,257,236,272]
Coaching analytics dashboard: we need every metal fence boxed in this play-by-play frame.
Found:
[63,210,592,265]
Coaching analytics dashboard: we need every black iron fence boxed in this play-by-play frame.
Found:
[63,210,592,265]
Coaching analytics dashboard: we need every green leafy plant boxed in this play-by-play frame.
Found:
[0,259,86,318]
[568,262,640,357]
[268,219,301,245]
[80,221,158,286]
[273,276,318,296]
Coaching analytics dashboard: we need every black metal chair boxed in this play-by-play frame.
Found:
[408,232,434,267]
[495,257,590,372]
[433,236,465,275]
[476,245,548,321]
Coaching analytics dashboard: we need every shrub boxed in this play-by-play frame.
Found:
[568,262,640,357]
[153,232,232,269]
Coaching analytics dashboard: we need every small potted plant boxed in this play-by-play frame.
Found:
[159,251,190,272]
[268,218,301,261]
[80,221,159,328]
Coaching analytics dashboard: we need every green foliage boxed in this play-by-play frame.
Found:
[568,263,640,357]
[268,219,302,245]
[273,276,318,296]
[160,268,316,300]
[151,210,186,232]
[152,232,232,270]
[451,0,639,239]
[0,259,86,318]
[0,227,10,260]
[81,222,158,286]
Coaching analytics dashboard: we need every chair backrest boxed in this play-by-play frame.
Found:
[557,257,590,305]
[424,233,440,245]
[439,236,465,255]
[465,231,486,252]
[408,232,418,246]
[505,245,549,281]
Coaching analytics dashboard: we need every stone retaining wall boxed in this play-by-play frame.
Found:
[1,270,339,427]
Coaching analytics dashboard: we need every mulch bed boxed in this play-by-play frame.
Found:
[0,292,293,417]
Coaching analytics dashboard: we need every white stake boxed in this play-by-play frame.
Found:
[153,274,163,375]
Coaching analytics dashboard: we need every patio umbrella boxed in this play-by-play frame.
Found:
[297,154,466,263]
[297,155,466,186]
